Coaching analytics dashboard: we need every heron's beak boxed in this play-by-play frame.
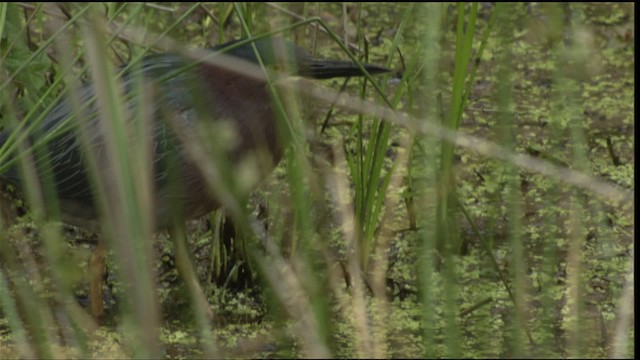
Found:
[299,58,390,79]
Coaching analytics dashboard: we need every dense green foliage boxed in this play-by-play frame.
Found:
[0,3,634,358]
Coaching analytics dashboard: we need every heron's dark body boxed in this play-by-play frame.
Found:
[2,47,284,232]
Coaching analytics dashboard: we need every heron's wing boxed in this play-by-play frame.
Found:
[5,54,203,202]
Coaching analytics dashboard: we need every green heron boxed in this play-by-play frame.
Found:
[0,37,389,319]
